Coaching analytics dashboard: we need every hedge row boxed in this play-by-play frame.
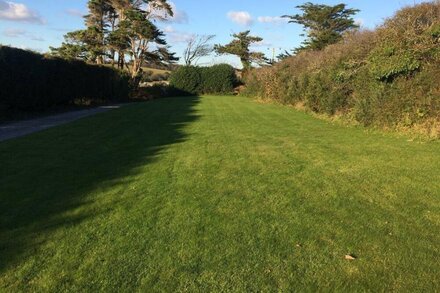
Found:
[0,46,130,111]
[242,2,440,138]
[169,64,237,95]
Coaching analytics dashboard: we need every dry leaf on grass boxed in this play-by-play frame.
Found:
[345,254,357,260]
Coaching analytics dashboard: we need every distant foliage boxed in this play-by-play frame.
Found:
[169,66,202,95]
[201,64,237,94]
[243,2,440,138]
[0,46,130,110]
[141,70,170,83]
[170,64,237,95]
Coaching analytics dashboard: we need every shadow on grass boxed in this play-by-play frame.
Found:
[0,96,200,273]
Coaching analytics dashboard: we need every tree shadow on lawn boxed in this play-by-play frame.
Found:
[0,96,200,273]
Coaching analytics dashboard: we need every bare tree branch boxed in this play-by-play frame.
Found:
[183,34,215,65]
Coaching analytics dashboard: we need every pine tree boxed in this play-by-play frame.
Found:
[84,0,111,64]
[214,31,267,71]
[51,0,178,82]
[283,2,359,52]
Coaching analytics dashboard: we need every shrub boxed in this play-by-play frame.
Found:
[242,1,440,138]
[201,64,237,94]
[141,71,171,83]
[0,46,130,111]
[140,70,155,82]
[169,66,202,95]
[169,64,237,95]
[368,44,421,82]
[134,84,177,100]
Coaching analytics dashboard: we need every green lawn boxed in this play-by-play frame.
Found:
[1,96,439,291]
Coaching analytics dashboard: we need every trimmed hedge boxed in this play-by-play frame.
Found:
[0,46,130,111]
[169,64,237,95]
[169,66,202,95]
[201,64,237,94]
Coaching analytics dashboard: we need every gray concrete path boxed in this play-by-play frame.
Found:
[0,105,123,142]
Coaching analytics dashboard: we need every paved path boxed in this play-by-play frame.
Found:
[0,105,123,142]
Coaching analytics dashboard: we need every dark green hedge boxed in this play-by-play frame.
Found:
[168,66,202,95]
[0,46,130,110]
[169,64,237,95]
[201,64,237,94]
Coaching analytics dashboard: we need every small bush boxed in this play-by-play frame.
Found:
[140,70,155,82]
[141,71,170,83]
[135,84,179,100]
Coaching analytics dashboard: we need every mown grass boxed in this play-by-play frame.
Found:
[1,96,439,291]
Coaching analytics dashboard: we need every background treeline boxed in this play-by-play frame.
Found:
[243,2,440,137]
[0,46,130,111]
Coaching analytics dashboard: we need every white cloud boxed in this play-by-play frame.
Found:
[257,16,288,25]
[227,11,253,26]
[30,35,44,42]
[169,32,193,43]
[252,40,273,48]
[3,28,45,41]
[3,27,26,37]
[163,25,194,43]
[65,9,84,18]
[163,25,175,33]
[0,0,45,24]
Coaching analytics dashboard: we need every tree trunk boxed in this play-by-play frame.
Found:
[131,59,141,78]
[241,58,251,72]
[117,52,124,70]
[111,50,116,67]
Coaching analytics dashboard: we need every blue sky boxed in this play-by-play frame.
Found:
[0,0,430,66]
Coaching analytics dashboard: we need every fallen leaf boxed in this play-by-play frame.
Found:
[345,254,356,260]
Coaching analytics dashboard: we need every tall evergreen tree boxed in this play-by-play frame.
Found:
[283,2,359,52]
[84,0,111,64]
[49,30,90,61]
[51,0,178,81]
[120,8,168,77]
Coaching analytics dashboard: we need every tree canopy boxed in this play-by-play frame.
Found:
[50,0,178,79]
[283,2,359,52]
[214,31,267,70]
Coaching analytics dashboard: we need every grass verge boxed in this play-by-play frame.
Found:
[1,96,439,291]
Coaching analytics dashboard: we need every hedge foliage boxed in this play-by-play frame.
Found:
[169,66,202,95]
[242,2,440,138]
[169,64,237,95]
[0,46,130,111]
